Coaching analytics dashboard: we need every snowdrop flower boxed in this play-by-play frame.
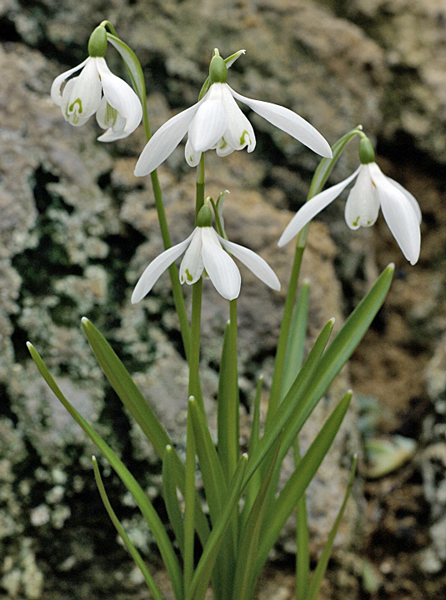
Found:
[132,205,280,302]
[278,138,421,265]
[51,26,142,142]
[134,50,332,175]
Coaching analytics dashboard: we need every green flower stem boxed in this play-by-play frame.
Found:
[184,406,196,594]
[196,155,206,217]
[188,279,204,411]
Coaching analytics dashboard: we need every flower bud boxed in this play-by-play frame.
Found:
[88,25,107,58]
[209,50,227,84]
[359,137,375,164]
[197,204,213,227]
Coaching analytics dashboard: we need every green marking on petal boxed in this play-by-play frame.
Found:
[219,137,228,150]
[66,98,83,124]
[353,217,360,227]
[185,269,194,282]
[104,102,118,126]
[240,130,249,145]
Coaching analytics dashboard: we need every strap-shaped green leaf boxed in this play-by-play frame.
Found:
[27,343,183,600]
[242,377,263,526]
[232,437,282,600]
[307,454,358,600]
[186,455,248,600]
[255,391,352,574]
[162,446,185,557]
[244,318,335,486]
[81,318,210,545]
[92,456,165,600]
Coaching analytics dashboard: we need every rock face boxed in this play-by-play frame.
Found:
[0,1,444,599]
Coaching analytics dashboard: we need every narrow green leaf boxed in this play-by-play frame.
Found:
[189,397,226,524]
[186,455,248,600]
[162,446,185,557]
[307,454,358,600]
[92,456,165,600]
[27,343,184,600]
[232,437,282,600]
[81,318,210,545]
[242,377,263,525]
[255,392,352,572]
[244,318,335,486]
[280,280,310,401]
[294,443,309,600]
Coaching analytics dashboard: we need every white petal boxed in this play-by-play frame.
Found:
[50,57,89,106]
[134,101,201,176]
[95,57,142,140]
[185,138,202,167]
[219,236,280,291]
[131,235,193,303]
[96,97,127,140]
[201,228,241,300]
[61,57,102,125]
[278,168,360,247]
[180,229,204,285]
[230,87,332,158]
[344,164,380,229]
[386,177,422,224]
[188,84,228,152]
[370,164,421,265]
[220,85,255,152]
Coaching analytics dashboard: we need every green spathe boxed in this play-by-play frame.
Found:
[209,50,228,84]
[359,137,375,164]
[88,25,107,57]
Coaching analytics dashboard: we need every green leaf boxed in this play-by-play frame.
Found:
[27,343,184,600]
[294,443,309,600]
[281,263,394,456]
[232,437,282,600]
[255,391,352,574]
[244,318,335,486]
[307,454,358,600]
[81,318,210,545]
[280,280,310,401]
[189,398,227,526]
[186,455,248,600]
[162,446,185,557]
[92,456,165,600]
[242,377,263,525]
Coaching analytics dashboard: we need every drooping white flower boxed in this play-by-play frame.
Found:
[51,56,142,142]
[134,51,332,176]
[131,225,281,302]
[278,143,422,265]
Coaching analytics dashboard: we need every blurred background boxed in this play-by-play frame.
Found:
[1,0,446,598]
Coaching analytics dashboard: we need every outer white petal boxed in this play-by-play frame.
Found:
[179,229,204,285]
[134,101,202,176]
[95,57,142,140]
[50,57,89,106]
[370,164,421,265]
[344,164,380,230]
[278,168,360,247]
[131,234,193,303]
[219,236,280,291]
[229,87,332,158]
[201,228,241,300]
[220,85,255,152]
[188,84,228,152]
[62,57,102,124]
[386,177,422,224]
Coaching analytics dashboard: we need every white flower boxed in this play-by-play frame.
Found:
[131,226,281,302]
[134,82,332,175]
[51,56,142,141]
[278,162,422,265]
